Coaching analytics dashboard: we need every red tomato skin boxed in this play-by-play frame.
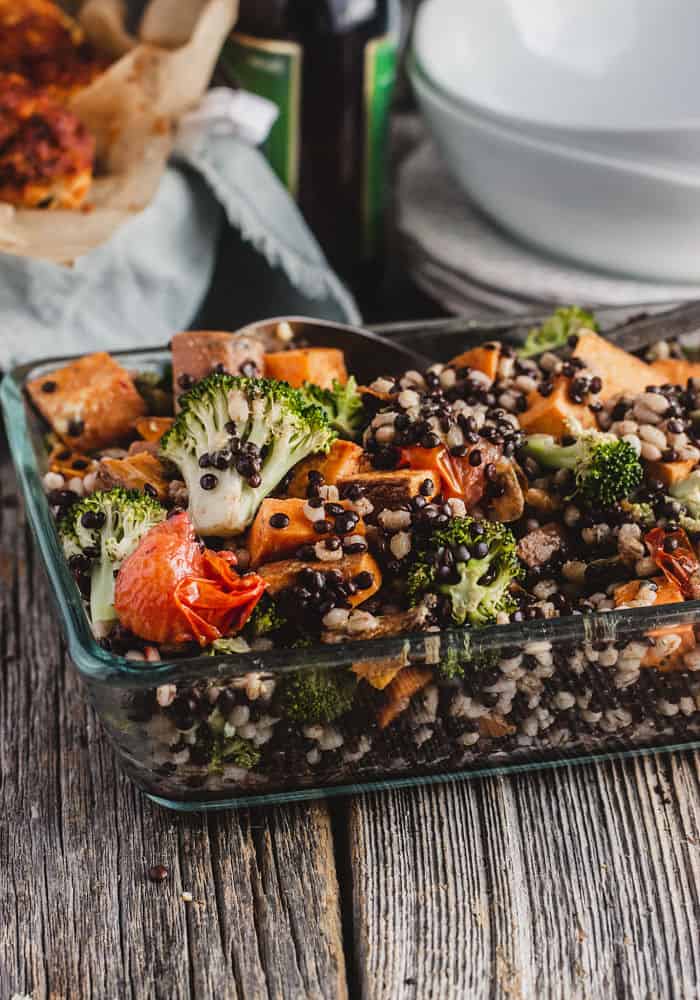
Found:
[398,443,501,508]
[114,513,206,644]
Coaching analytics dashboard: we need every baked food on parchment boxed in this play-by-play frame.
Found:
[0,71,95,209]
[0,0,106,102]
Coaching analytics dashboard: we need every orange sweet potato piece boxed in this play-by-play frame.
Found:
[27,352,146,452]
[650,358,700,385]
[171,330,265,405]
[264,348,347,389]
[48,444,97,480]
[135,416,173,442]
[337,469,438,514]
[572,328,664,400]
[614,577,683,607]
[377,667,433,729]
[449,341,501,381]
[646,459,698,488]
[479,714,516,738]
[519,377,597,437]
[286,440,364,499]
[614,577,695,669]
[128,440,160,457]
[258,552,381,606]
[95,452,170,501]
[643,624,696,669]
[248,497,366,568]
[352,649,410,690]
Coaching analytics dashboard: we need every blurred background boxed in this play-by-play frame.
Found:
[211,0,700,323]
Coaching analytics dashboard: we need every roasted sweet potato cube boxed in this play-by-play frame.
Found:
[479,714,516,738]
[650,358,700,385]
[248,497,366,568]
[135,416,173,442]
[95,452,170,500]
[572,329,664,400]
[519,377,597,437]
[377,667,433,729]
[614,577,695,669]
[171,331,265,407]
[264,348,347,389]
[258,552,381,607]
[286,440,364,499]
[27,352,146,452]
[351,648,410,689]
[128,440,160,457]
[646,459,698,488]
[448,342,501,381]
[48,444,96,480]
[336,470,437,518]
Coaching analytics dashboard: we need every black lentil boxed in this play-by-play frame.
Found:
[269,512,290,529]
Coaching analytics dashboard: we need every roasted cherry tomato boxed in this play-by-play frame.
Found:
[398,442,501,506]
[645,526,700,598]
[114,513,265,646]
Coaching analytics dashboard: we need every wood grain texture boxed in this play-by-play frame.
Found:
[0,446,347,1000]
[349,757,700,1000]
[5,423,700,1000]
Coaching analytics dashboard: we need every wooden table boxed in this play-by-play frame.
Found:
[3,440,700,1000]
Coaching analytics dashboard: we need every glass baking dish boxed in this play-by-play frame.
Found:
[4,326,700,813]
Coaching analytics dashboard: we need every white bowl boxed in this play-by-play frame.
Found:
[410,63,700,284]
[414,51,700,172]
[414,0,700,132]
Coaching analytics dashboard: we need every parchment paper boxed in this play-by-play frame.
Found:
[0,0,238,264]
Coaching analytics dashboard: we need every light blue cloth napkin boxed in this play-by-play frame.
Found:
[0,126,360,370]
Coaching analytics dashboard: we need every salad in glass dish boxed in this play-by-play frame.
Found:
[16,307,700,806]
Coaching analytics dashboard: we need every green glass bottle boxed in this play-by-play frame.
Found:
[218,0,400,288]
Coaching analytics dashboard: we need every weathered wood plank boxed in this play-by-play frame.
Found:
[0,445,348,1000]
[349,756,700,1000]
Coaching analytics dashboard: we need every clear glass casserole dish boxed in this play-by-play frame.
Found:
[4,327,700,813]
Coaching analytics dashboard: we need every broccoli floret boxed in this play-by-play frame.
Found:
[300,376,366,439]
[440,645,501,680]
[518,306,597,358]
[161,373,335,536]
[279,667,357,724]
[406,516,522,627]
[523,430,643,507]
[245,597,287,638]
[59,487,165,626]
[670,471,700,517]
[440,646,465,680]
[209,734,260,772]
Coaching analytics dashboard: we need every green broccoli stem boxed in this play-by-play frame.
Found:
[523,435,580,470]
[90,551,119,625]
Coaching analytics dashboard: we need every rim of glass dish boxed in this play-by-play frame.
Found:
[410,31,700,135]
[409,53,700,170]
[4,339,700,691]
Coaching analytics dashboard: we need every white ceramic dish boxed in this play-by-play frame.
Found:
[410,62,700,284]
[414,0,700,132]
[413,47,700,171]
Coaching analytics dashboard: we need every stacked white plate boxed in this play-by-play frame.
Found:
[397,142,700,315]
[410,0,700,284]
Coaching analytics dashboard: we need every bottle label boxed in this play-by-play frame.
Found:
[219,33,302,196]
[363,33,398,258]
